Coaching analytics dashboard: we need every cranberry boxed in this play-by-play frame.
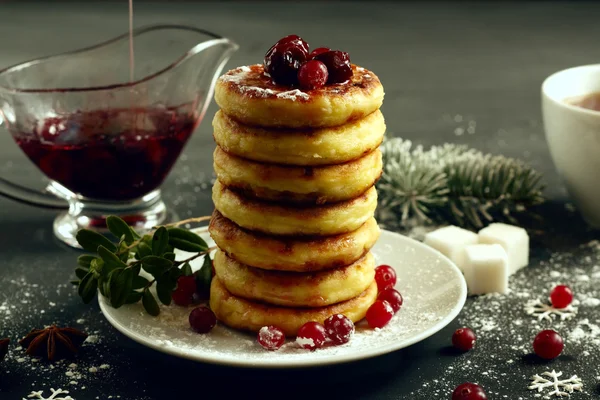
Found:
[189,306,216,333]
[366,300,394,329]
[550,285,573,309]
[171,275,197,306]
[296,321,327,350]
[374,265,397,292]
[377,288,403,313]
[257,325,285,351]
[264,35,309,85]
[314,50,352,83]
[533,329,564,359]
[324,314,355,345]
[452,328,476,352]
[297,60,328,90]
[309,47,330,59]
[452,383,488,400]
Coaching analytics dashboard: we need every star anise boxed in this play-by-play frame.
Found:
[0,338,9,362]
[19,326,87,361]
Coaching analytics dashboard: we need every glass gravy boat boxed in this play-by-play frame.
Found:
[0,25,237,248]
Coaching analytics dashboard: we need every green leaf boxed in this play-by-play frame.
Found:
[89,258,104,279]
[78,273,98,304]
[77,255,96,268]
[156,279,173,306]
[125,291,143,304]
[142,289,160,316]
[152,227,169,256]
[108,268,134,308]
[102,279,111,298]
[98,245,127,271]
[195,255,213,299]
[70,280,80,286]
[117,241,131,263]
[75,267,89,280]
[181,262,193,276]
[136,242,153,260]
[142,256,173,277]
[106,216,135,244]
[132,275,150,290]
[168,228,208,249]
[76,229,117,253]
[129,227,141,240]
[164,252,176,262]
[169,238,208,253]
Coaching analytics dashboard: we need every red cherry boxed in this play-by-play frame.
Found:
[314,50,352,83]
[377,288,403,313]
[324,314,355,345]
[366,300,394,329]
[309,47,330,59]
[533,329,564,359]
[189,306,216,333]
[550,285,573,309]
[297,60,328,90]
[374,265,397,292]
[272,35,309,54]
[296,322,327,350]
[452,328,476,352]
[264,35,309,85]
[452,383,488,400]
[257,325,285,351]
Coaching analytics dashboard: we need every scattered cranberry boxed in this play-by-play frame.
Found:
[189,306,216,333]
[296,322,327,350]
[374,264,397,292]
[172,275,197,306]
[366,300,394,329]
[309,47,330,59]
[533,329,564,359]
[377,288,403,313]
[264,35,309,85]
[314,50,352,83]
[324,314,355,345]
[297,60,328,90]
[257,325,285,351]
[550,285,573,309]
[452,328,476,352]
[452,383,488,400]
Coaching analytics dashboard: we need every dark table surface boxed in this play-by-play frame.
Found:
[1,1,600,399]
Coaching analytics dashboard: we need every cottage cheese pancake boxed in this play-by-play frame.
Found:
[212,109,385,166]
[212,180,378,236]
[213,146,382,204]
[214,64,384,128]
[210,277,378,336]
[209,211,380,272]
[213,249,375,308]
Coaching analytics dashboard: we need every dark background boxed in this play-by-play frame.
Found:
[0,1,599,399]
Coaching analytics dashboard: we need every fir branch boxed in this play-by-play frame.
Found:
[377,138,545,228]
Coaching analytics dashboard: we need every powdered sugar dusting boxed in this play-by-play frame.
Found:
[219,65,311,101]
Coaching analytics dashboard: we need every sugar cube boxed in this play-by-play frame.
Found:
[423,225,479,271]
[463,244,509,295]
[478,223,529,274]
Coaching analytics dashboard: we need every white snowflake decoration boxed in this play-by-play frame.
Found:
[24,388,74,400]
[528,370,583,398]
[525,299,577,321]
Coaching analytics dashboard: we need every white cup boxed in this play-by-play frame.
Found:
[542,64,600,228]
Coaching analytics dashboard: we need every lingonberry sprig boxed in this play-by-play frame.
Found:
[72,215,214,316]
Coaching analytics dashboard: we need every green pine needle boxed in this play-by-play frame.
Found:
[377,138,545,228]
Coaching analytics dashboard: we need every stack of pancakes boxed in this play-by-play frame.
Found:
[208,64,385,336]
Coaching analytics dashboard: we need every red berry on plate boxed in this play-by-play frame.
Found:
[189,306,217,334]
[296,321,327,350]
[452,383,488,400]
[297,60,328,90]
[533,329,564,359]
[257,325,285,351]
[377,288,403,313]
[550,285,573,309]
[374,264,397,292]
[314,50,352,83]
[324,314,355,345]
[366,300,394,329]
[309,47,330,59]
[264,35,309,85]
[452,327,476,352]
[177,275,197,295]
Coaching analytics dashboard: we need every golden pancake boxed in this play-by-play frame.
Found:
[213,249,375,308]
[212,180,377,236]
[214,64,384,128]
[210,277,378,336]
[212,109,385,166]
[213,146,382,204]
[209,211,380,272]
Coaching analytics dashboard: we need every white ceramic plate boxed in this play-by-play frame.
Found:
[99,228,467,368]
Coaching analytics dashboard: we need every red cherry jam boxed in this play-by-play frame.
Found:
[263,35,309,85]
